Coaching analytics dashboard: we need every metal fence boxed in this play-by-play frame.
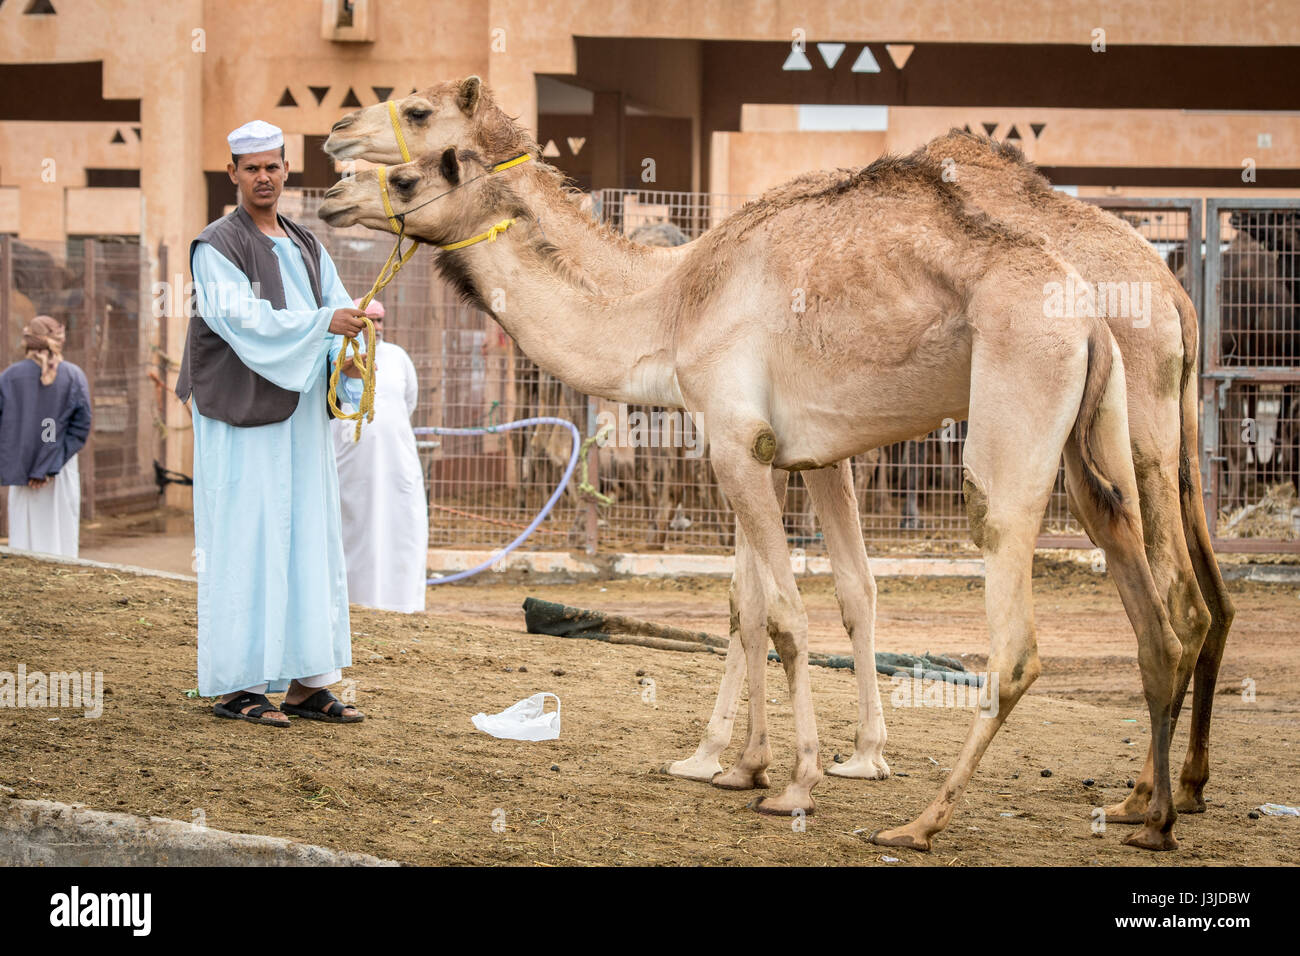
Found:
[286,186,1298,556]
[0,236,158,538]
[1202,198,1300,549]
[3,190,1296,555]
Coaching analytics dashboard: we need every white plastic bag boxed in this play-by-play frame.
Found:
[471,693,561,741]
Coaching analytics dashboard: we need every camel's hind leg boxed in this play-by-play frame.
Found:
[1174,384,1236,813]
[1056,343,1185,849]
[805,461,890,779]
[871,337,1085,852]
[1101,380,1226,823]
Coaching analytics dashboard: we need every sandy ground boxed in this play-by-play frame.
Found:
[1,549,1298,866]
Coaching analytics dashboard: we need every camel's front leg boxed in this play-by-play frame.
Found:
[710,427,822,815]
[667,471,789,785]
[805,462,890,780]
[662,576,748,782]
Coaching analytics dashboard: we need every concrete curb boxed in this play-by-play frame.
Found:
[428,547,988,579]
[1222,563,1300,584]
[0,790,399,866]
[0,546,197,583]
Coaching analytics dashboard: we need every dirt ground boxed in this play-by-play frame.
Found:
[1,550,1298,866]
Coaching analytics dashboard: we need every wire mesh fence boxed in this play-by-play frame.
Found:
[0,236,157,537]
[1202,199,1300,546]
[3,190,1296,554]
[285,187,1250,556]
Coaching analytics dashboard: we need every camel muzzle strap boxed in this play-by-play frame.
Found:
[387,100,412,163]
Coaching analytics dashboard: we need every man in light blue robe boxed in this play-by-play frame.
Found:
[176,120,371,726]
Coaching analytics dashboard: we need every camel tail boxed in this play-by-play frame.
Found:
[1173,288,1201,499]
[1072,322,1127,522]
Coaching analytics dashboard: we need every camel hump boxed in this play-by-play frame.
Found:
[920,129,1034,172]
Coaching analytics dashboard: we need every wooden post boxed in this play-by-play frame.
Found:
[583,396,599,554]
[0,236,10,540]
[81,239,97,522]
[156,239,169,494]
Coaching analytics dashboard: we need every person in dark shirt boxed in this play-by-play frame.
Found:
[0,315,92,556]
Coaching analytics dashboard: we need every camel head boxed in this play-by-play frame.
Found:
[323,76,534,166]
[318,147,523,247]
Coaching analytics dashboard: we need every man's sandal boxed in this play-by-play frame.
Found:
[213,692,289,727]
[281,688,364,723]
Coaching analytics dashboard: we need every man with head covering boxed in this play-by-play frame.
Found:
[331,297,429,613]
[0,315,92,556]
[175,119,371,727]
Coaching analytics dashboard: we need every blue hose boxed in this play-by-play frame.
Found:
[413,416,581,585]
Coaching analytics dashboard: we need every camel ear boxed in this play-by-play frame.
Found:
[457,76,482,115]
[439,147,461,185]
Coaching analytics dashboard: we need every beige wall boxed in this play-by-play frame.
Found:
[711,130,887,197]
[714,106,1300,196]
[65,188,142,237]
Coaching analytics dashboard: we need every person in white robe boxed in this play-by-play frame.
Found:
[331,298,429,613]
[0,315,92,557]
[177,120,372,727]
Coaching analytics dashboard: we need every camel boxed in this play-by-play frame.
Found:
[319,141,1190,852]
[324,79,1233,835]
[328,80,897,785]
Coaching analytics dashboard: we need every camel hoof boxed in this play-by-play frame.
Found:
[1101,801,1148,825]
[661,756,724,783]
[827,753,891,780]
[869,827,932,853]
[711,767,771,791]
[752,793,814,817]
[1123,827,1179,852]
[1173,790,1207,815]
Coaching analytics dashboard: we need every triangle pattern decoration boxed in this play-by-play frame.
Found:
[885,44,915,69]
[850,46,881,73]
[817,43,846,69]
[783,48,813,71]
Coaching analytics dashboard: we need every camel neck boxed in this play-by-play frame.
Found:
[441,214,682,407]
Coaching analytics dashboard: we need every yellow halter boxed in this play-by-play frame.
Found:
[387,100,412,163]
[325,117,534,439]
[326,164,417,441]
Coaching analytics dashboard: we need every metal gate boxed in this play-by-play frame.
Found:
[1202,198,1300,552]
[0,236,159,539]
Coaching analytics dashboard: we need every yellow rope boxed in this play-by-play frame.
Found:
[438,217,517,251]
[327,164,417,441]
[577,423,615,505]
[491,153,532,173]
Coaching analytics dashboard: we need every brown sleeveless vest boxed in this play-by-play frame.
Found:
[175,204,335,427]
